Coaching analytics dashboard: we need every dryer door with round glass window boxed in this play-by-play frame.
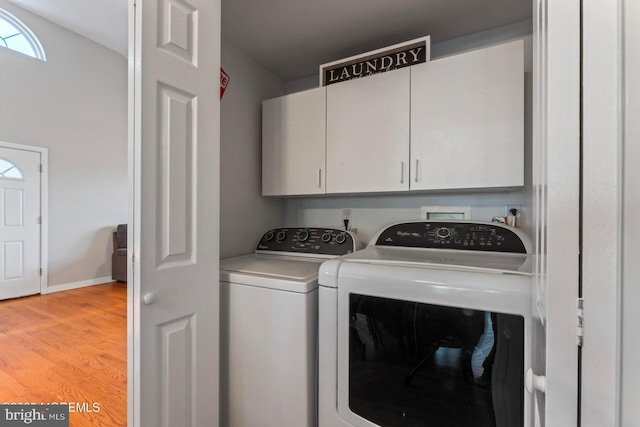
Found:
[335,262,532,427]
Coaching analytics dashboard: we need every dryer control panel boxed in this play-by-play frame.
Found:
[256,227,358,256]
[375,221,528,254]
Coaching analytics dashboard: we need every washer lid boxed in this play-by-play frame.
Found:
[219,254,323,293]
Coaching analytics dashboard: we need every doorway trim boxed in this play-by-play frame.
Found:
[580,0,626,425]
[0,141,48,295]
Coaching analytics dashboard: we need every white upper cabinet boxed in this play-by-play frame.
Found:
[261,40,525,196]
[262,87,327,196]
[410,40,524,190]
[326,68,410,194]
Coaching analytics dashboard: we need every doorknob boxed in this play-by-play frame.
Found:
[143,292,156,305]
[525,368,547,394]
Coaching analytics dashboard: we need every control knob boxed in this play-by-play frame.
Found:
[297,230,309,242]
[335,233,347,244]
[436,227,452,240]
[276,230,287,242]
[321,233,332,243]
[264,231,275,241]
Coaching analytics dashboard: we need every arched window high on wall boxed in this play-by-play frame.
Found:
[0,8,45,60]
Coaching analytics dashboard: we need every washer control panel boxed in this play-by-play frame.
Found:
[256,227,357,256]
[375,221,528,254]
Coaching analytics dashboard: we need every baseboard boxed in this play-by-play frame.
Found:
[44,276,114,294]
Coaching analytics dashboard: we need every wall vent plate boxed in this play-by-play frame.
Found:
[420,206,471,220]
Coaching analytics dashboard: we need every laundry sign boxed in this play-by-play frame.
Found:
[319,36,430,86]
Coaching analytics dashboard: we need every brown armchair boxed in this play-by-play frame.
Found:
[112,224,127,282]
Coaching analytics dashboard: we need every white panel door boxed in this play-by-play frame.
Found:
[0,147,40,300]
[410,41,524,191]
[130,0,220,425]
[326,69,410,194]
[262,87,326,196]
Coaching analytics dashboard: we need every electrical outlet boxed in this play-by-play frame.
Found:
[342,209,351,221]
[505,204,522,217]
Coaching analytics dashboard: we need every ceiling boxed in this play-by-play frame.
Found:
[6,0,531,82]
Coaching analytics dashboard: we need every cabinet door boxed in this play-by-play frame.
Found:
[326,68,410,194]
[262,87,326,196]
[411,40,524,190]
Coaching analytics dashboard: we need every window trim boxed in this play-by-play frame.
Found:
[0,8,46,61]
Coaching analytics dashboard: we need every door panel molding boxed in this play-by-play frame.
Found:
[158,314,196,427]
[156,82,196,267]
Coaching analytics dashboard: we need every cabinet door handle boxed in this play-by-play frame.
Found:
[415,159,420,182]
[318,169,322,188]
[400,162,405,184]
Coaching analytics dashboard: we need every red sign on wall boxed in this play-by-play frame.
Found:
[220,68,230,99]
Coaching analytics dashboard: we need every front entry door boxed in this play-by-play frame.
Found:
[130,0,221,425]
[0,146,41,300]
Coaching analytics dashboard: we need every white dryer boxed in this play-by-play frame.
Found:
[319,220,533,427]
[220,227,361,427]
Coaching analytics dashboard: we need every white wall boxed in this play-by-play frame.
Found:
[220,40,285,259]
[284,20,533,93]
[283,22,534,245]
[285,190,529,246]
[0,0,127,289]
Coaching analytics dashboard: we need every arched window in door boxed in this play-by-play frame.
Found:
[0,158,24,180]
[0,8,46,60]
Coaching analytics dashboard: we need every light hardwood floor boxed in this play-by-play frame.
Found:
[0,282,127,426]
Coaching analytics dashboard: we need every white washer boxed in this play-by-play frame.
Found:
[319,220,533,427]
[220,227,361,427]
